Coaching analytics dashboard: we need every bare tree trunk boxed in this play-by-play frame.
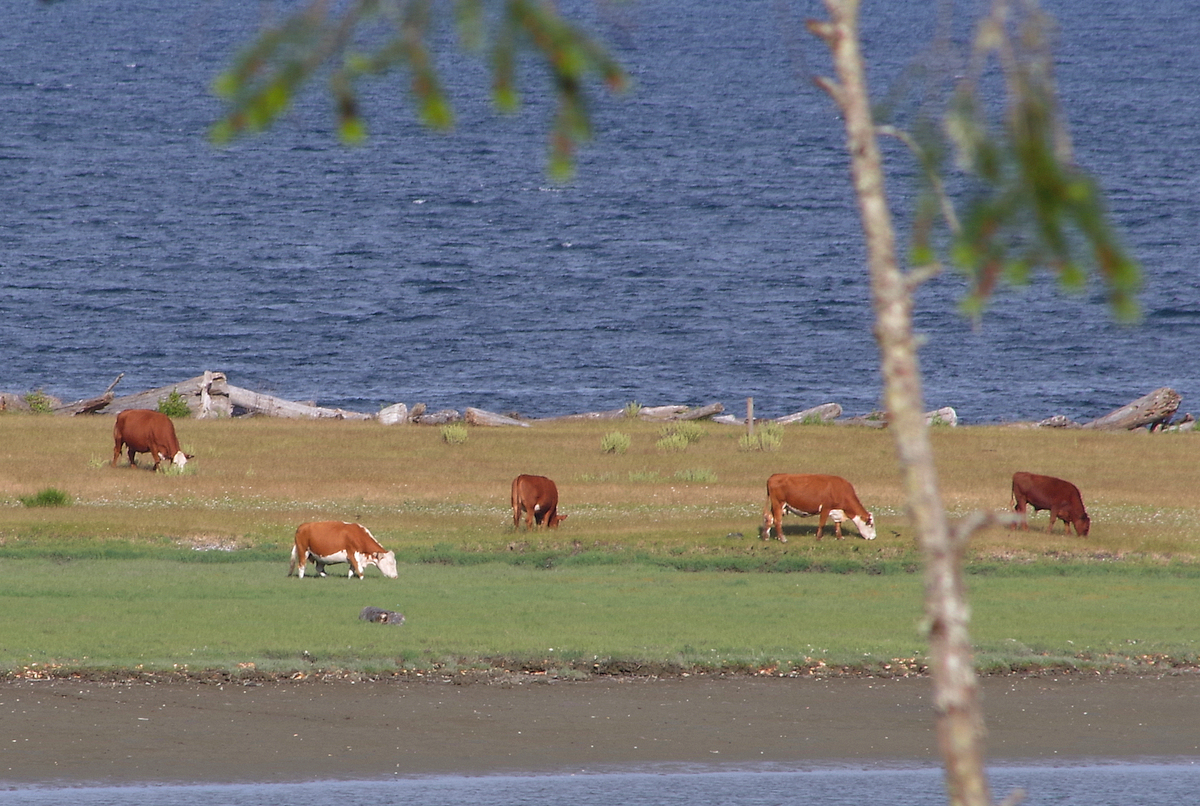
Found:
[810,2,992,805]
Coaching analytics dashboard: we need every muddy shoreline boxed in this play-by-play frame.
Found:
[3,672,1198,786]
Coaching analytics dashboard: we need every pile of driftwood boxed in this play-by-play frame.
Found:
[2,371,1190,432]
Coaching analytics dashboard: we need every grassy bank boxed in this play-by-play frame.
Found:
[1,413,1198,677]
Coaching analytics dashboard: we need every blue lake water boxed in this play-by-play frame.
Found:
[3,763,1199,806]
[3,0,1199,422]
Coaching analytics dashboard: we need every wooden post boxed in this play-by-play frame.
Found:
[746,397,754,437]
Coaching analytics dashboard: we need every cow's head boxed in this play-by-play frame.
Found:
[375,550,399,578]
[171,450,192,469]
[853,513,876,540]
[548,513,568,528]
[1074,513,1091,538]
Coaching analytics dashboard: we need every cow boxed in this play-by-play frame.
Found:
[511,474,568,529]
[111,409,192,471]
[761,473,876,542]
[1011,472,1090,537]
[288,521,399,579]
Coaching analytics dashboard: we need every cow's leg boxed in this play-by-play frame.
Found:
[112,440,124,468]
[766,501,786,542]
[127,447,138,467]
[1013,496,1029,530]
[815,510,827,541]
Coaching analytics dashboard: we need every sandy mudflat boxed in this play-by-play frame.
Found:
[2,673,1198,786]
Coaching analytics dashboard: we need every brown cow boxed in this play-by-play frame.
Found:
[288,521,399,579]
[511,474,568,529]
[1011,472,1090,537]
[111,409,192,471]
[761,473,876,542]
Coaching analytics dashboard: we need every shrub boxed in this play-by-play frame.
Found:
[623,401,643,419]
[739,422,783,451]
[600,431,631,454]
[440,423,469,445]
[660,421,704,444]
[20,487,72,507]
[655,433,690,452]
[674,468,717,483]
[23,390,53,413]
[628,470,661,482]
[157,389,192,418]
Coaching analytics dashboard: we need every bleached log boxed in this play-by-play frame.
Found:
[104,372,231,418]
[466,407,531,428]
[673,402,726,421]
[776,403,843,425]
[225,384,371,420]
[377,402,409,426]
[414,408,461,425]
[540,408,627,422]
[638,405,689,421]
[1082,387,1181,431]
[52,373,124,416]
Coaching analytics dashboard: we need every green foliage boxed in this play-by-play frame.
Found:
[210,0,628,178]
[600,431,631,454]
[22,390,52,413]
[655,433,690,453]
[440,423,469,445]
[739,422,783,452]
[660,421,704,444]
[156,389,192,419]
[623,401,643,419]
[20,488,72,508]
[905,3,1141,321]
[674,468,717,484]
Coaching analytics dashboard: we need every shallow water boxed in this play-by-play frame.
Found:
[3,0,1198,422]
[4,763,1199,806]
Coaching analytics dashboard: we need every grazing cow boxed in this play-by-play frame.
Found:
[761,473,876,542]
[111,409,191,471]
[288,521,399,579]
[1011,472,1090,537]
[511,474,568,529]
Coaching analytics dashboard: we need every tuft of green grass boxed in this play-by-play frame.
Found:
[656,433,690,452]
[22,390,53,413]
[19,488,72,508]
[660,421,704,444]
[623,401,643,419]
[440,423,469,445]
[739,421,783,451]
[600,431,631,454]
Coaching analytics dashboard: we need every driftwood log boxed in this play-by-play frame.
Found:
[52,373,124,416]
[776,402,843,425]
[104,372,231,418]
[672,402,725,421]
[414,408,462,425]
[466,407,531,428]
[1082,387,1182,431]
[225,384,371,420]
[377,402,409,425]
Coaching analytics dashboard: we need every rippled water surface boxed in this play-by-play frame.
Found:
[3,0,1198,421]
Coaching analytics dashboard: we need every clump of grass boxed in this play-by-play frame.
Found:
[23,390,53,413]
[660,421,704,444]
[623,401,643,419]
[801,412,831,426]
[656,433,690,452]
[674,468,717,483]
[157,389,192,418]
[441,423,469,445]
[20,487,72,508]
[601,431,631,454]
[628,470,661,482]
[739,422,783,451]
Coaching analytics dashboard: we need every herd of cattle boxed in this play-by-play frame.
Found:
[109,409,1092,580]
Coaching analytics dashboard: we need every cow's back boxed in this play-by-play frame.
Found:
[768,473,865,515]
[512,475,564,528]
[112,409,185,469]
[297,521,383,556]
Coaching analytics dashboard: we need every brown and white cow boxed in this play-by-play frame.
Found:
[1011,472,1090,537]
[511,474,568,529]
[761,473,876,542]
[111,408,192,471]
[288,521,399,579]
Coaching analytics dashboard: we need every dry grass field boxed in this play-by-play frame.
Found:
[2,413,1199,676]
[2,413,1199,561]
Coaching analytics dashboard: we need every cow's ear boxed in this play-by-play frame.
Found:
[185,453,195,460]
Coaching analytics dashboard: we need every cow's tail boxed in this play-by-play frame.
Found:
[287,545,299,577]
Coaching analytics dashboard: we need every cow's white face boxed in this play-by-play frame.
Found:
[171,450,188,469]
[854,514,876,540]
[376,551,399,579]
